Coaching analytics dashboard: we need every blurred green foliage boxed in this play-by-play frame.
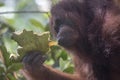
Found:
[0,0,74,80]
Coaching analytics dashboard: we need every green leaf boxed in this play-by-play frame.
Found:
[7,63,23,73]
[3,36,18,55]
[0,68,5,74]
[0,3,4,7]
[0,46,11,67]
[0,61,6,73]
[63,67,74,74]
[7,73,16,80]
[59,58,69,71]
[59,58,74,73]
[45,59,54,65]
[60,50,68,60]
[0,27,8,35]
[30,19,45,31]
[12,30,50,60]
[15,0,28,10]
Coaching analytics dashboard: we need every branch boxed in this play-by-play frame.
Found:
[0,11,49,14]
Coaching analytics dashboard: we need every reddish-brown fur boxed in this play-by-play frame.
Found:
[22,0,120,80]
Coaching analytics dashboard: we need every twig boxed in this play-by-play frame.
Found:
[0,11,48,14]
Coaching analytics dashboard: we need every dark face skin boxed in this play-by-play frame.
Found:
[50,16,80,48]
[57,25,79,47]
